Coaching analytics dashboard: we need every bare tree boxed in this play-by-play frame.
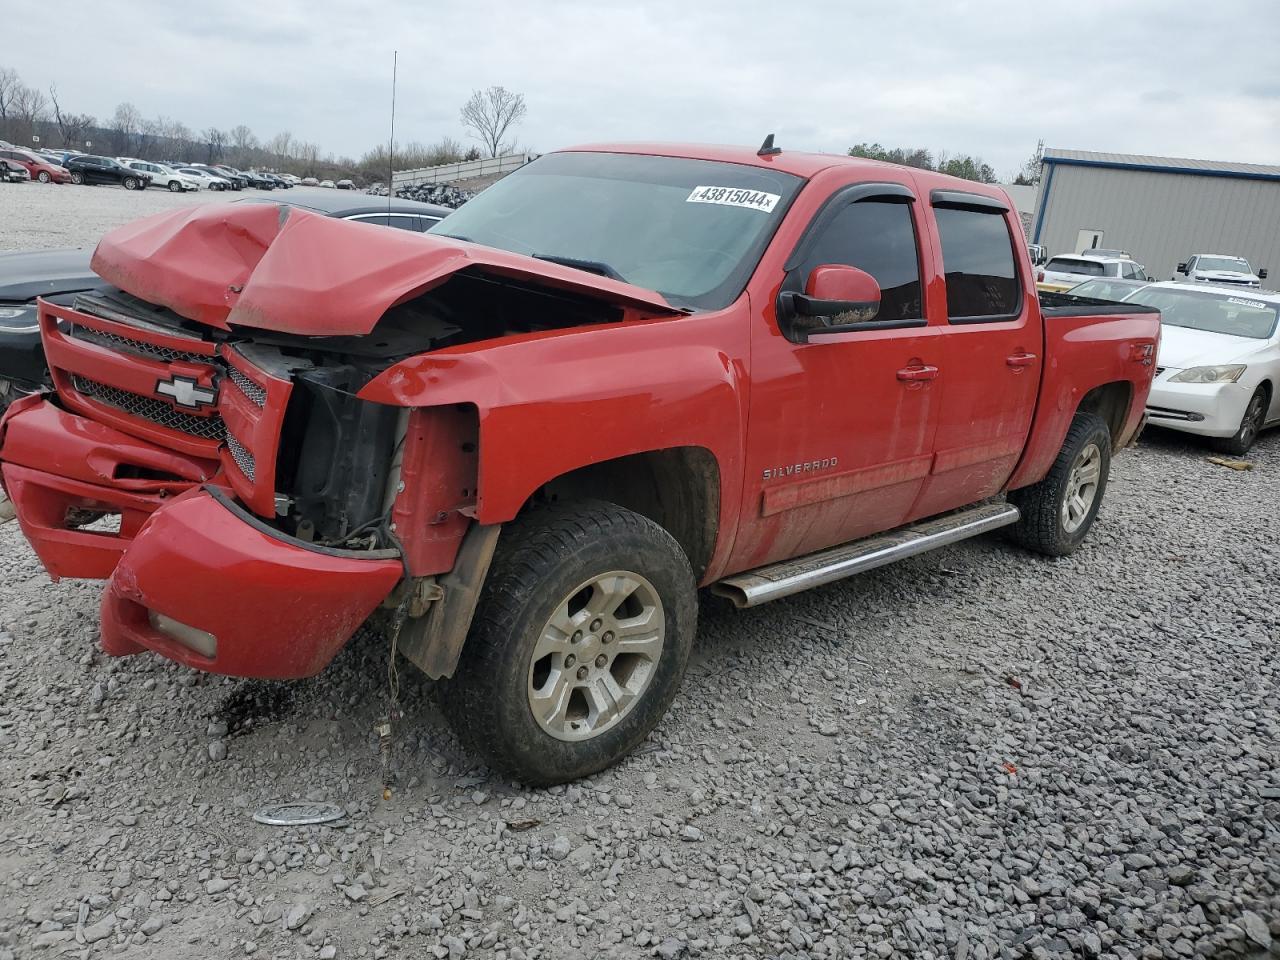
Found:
[109,102,142,155]
[460,86,527,159]
[229,124,257,164]
[267,130,293,169]
[0,67,20,134]
[49,85,94,149]
[202,127,226,164]
[11,83,49,145]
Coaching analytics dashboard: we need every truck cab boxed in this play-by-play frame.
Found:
[0,143,1161,783]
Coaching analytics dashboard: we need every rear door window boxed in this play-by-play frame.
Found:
[934,207,1021,320]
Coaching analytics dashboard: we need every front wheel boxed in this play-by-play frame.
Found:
[1006,412,1112,556]
[1212,386,1268,456]
[123,176,139,190]
[439,501,696,785]
[37,171,51,183]
[168,180,182,192]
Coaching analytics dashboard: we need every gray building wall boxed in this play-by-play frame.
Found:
[1031,163,1280,282]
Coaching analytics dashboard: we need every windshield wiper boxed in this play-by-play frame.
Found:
[532,254,627,283]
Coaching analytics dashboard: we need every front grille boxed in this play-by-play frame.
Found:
[73,376,226,440]
[228,367,266,407]
[226,433,256,481]
[72,324,211,365]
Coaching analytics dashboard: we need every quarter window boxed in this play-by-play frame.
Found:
[794,199,923,322]
[934,206,1020,320]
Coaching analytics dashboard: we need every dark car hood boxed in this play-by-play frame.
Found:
[0,248,101,303]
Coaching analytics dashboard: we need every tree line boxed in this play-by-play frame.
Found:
[0,65,530,185]
[848,142,1043,185]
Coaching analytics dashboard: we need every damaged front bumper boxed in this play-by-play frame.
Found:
[1,396,404,678]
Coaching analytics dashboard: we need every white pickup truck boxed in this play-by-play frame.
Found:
[1174,254,1267,289]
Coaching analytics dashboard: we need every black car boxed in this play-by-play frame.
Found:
[242,170,276,190]
[0,196,453,410]
[207,166,247,189]
[64,155,150,189]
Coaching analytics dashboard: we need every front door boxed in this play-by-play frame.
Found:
[910,192,1040,518]
[729,184,946,573]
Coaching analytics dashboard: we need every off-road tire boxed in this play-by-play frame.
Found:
[70,171,84,185]
[37,171,50,183]
[1006,412,1112,557]
[438,500,697,786]
[1211,386,1267,456]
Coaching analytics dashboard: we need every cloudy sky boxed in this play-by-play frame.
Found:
[6,0,1278,177]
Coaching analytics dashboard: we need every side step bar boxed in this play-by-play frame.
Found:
[711,501,1020,608]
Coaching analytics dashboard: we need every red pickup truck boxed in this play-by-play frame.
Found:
[0,143,1160,784]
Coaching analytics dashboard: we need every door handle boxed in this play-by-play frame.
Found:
[897,364,939,382]
[1006,353,1038,368]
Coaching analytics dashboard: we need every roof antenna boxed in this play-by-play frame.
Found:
[387,50,397,215]
[757,133,781,157]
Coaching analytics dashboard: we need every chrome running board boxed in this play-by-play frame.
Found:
[711,501,1020,608]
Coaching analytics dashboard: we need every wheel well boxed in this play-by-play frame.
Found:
[532,447,720,580]
[1077,381,1132,449]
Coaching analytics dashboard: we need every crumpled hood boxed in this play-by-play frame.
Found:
[1157,323,1262,368]
[90,203,681,335]
[0,248,100,302]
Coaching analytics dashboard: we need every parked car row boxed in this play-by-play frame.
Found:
[0,141,311,192]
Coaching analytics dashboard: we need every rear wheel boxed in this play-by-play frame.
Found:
[70,171,84,185]
[1006,412,1112,557]
[1212,386,1267,456]
[438,500,696,785]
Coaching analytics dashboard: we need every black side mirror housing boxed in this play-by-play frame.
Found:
[1176,262,1188,274]
[777,265,882,343]
[1258,268,1268,280]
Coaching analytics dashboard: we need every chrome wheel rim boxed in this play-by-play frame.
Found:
[527,570,665,742]
[1061,443,1102,533]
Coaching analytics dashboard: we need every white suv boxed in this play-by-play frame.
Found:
[1036,255,1148,293]
[1174,254,1267,289]
[124,160,200,192]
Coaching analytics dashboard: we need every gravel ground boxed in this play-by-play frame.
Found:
[1,186,1278,960]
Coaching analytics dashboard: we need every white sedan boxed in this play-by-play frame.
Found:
[176,167,233,191]
[1124,282,1280,454]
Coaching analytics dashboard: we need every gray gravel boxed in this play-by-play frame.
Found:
[1,185,1278,959]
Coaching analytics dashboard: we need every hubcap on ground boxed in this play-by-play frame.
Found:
[1062,442,1101,533]
[527,570,664,742]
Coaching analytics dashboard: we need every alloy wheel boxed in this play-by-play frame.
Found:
[1061,442,1102,533]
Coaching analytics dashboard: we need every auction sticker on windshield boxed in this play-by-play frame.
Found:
[686,185,780,213]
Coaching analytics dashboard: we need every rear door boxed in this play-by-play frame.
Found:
[729,180,946,572]
[909,189,1040,518]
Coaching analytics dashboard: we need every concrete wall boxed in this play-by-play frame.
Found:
[1031,163,1280,281]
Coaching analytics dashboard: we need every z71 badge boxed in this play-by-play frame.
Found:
[762,457,838,481]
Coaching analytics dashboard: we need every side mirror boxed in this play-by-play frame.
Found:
[1258,268,1268,280]
[1176,262,1188,274]
[779,265,881,342]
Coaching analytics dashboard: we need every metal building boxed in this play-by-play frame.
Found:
[1030,148,1280,281]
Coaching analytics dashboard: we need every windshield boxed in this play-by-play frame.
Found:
[1126,287,1277,339]
[1195,256,1250,273]
[1046,257,1104,277]
[428,151,803,310]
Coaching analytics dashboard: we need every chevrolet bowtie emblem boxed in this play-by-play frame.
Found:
[155,375,218,410]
